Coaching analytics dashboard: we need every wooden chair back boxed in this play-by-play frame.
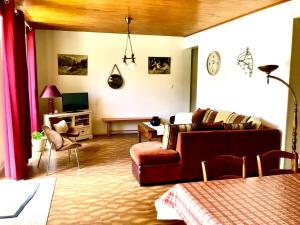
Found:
[202,155,246,182]
[257,150,298,177]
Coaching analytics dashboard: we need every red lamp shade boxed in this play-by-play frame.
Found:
[40,85,62,98]
[40,85,61,114]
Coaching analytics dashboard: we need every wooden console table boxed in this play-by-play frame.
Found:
[102,117,152,136]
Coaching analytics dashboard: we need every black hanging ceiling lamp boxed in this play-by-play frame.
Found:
[120,16,137,70]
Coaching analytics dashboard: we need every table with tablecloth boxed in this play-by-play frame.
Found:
[155,174,300,225]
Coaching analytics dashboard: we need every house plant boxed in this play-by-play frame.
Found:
[32,131,46,152]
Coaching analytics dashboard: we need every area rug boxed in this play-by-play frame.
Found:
[0,177,56,225]
[0,181,39,219]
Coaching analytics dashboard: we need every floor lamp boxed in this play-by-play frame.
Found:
[258,65,298,155]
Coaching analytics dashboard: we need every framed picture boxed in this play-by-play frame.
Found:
[58,54,88,75]
[148,57,171,74]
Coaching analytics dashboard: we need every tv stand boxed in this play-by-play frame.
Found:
[43,110,93,140]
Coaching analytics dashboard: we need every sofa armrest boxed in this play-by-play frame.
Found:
[176,131,230,181]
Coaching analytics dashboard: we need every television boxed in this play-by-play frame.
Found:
[62,92,89,112]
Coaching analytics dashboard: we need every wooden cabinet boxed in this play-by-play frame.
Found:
[43,110,93,140]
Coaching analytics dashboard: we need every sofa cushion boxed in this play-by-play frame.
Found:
[232,115,251,124]
[214,111,235,123]
[223,121,253,130]
[174,112,193,124]
[162,124,192,150]
[224,113,250,124]
[248,116,262,129]
[202,110,218,123]
[53,120,69,133]
[192,108,208,123]
[193,121,224,131]
[130,141,179,165]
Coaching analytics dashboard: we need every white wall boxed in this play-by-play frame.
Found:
[184,2,294,150]
[35,31,191,135]
[293,0,300,18]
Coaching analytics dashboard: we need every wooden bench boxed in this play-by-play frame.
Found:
[102,117,152,136]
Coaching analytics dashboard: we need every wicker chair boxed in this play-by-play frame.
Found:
[40,125,81,174]
[202,155,246,182]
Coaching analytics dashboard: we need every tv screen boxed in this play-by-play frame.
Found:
[62,92,89,112]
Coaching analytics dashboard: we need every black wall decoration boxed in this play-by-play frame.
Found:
[108,64,124,89]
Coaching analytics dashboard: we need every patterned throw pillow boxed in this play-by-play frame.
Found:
[174,112,193,124]
[225,113,251,124]
[53,120,69,133]
[202,110,218,123]
[192,108,209,123]
[248,117,262,129]
[192,121,224,131]
[214,111,235,123]
[223,121,253,130]
[162,124,192,150]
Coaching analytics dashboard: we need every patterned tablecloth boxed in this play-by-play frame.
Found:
[156,174,300,225]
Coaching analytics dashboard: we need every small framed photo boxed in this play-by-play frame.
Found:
[148,57,171,74]
[58,54,88,75]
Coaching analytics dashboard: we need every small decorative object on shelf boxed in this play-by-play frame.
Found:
[237,47,253,77]
[150,116,161,126]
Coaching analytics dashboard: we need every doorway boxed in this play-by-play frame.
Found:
[190,47,198,112]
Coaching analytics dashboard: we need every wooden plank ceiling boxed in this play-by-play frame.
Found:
[15,0,289,37]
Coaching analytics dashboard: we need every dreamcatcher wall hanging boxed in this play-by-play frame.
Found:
[237,47,253,77]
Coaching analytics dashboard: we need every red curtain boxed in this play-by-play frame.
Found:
[1,1,31,179]
[26,28,40,132]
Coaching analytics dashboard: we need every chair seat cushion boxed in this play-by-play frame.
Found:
[130,141,179,165]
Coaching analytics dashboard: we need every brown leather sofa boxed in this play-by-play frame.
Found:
[130,128,281,185]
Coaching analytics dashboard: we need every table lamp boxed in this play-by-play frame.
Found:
[40,85,62,114]
[258,65,298,154]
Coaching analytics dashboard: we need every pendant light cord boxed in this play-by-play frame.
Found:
[123,16,135,62]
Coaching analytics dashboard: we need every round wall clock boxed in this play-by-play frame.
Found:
[206,51,221,76]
